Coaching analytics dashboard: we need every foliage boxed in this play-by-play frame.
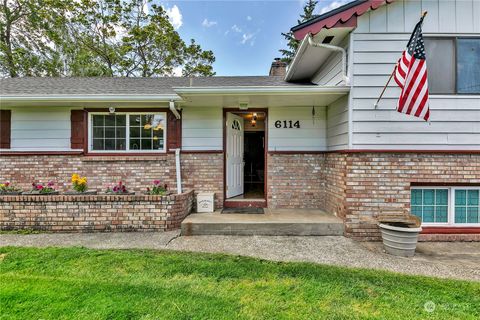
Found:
[279,0,318,64]
[0,247,479,319]
[106,180,129,194]
[31,181,56,194]
[71,174,88,193]
[0,181,20,193]
[0,0,215,77]
[146,180,167,195]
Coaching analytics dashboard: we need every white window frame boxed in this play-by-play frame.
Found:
[88,112,167,153]
[411,186,480,227]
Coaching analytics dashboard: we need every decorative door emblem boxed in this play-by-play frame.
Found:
[232,119,241,131]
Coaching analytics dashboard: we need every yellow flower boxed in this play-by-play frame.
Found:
[71,174,80,183]
[79,177,87,185]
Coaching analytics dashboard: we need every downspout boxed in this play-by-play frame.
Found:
[169,100,182,194]
[175,148,182,194]
[308,35,350,85]
[169,100,181,119]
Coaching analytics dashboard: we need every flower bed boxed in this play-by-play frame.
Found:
[0,190,194,232]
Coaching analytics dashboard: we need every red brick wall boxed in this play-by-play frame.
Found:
[0,191,194,232]
[0,153,224,209]
[342,153,480,240]
[267,153,326,209]
[325,153,347,220]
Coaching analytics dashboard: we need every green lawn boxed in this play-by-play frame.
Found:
[0,247,478,320]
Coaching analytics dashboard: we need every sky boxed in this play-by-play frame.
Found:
[160,1,352,76]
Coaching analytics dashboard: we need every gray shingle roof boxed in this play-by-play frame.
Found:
[0,76,315,96]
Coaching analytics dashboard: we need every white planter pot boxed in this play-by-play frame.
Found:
[378,223,422,257]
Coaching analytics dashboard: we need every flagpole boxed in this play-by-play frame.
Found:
[374,11,428,109]
[374,67,395,109]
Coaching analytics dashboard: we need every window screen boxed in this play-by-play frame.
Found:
[457,38,480,94]
[425,38,455,94]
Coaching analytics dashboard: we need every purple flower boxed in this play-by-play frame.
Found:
[153,180,160,186]
[47,181,54,187]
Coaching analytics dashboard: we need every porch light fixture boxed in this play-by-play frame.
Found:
[251,119,256,127]
[253,112,257,120]
[108,106,115,114]
[239,102,248,110]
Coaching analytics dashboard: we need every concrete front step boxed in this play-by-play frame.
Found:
[181,209,344,236]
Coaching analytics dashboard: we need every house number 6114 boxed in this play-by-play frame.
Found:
[274,120,300,129]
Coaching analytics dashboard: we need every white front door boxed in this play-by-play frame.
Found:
[226,113,244,198]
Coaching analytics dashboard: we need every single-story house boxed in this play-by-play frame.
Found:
[1,0,479,240]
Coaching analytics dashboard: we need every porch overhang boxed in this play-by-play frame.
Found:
[175,86,350,108]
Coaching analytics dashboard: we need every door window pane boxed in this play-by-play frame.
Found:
[425,38,455,94]
[457,39,480,94]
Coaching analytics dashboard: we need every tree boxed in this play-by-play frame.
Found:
[279,0,318,64]
[0,0,216,77]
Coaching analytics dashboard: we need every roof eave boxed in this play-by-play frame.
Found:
[0,94,182,103]
[173,86,349,96]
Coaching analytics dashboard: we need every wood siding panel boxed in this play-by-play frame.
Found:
[181,106,222,151]
[327,95,349,150]
[351,0,480,150]
[268,107,327,151]
[10,107,74,151]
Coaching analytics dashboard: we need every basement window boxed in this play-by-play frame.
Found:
[411,187,480,226]
[89,112,166,153]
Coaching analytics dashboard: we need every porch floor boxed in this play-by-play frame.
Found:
[181,209,344,236]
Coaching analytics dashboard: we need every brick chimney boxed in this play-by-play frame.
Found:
[269,58,287,77]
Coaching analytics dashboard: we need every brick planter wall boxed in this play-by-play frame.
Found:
[267,153,326,209]
[0,153,223,209]
[0,190,194,232]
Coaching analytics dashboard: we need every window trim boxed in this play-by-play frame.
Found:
[425,36,480,95]
[411,186,480,227]
[87,111,167,154]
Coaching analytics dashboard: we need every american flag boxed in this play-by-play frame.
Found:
[394,16,430,121]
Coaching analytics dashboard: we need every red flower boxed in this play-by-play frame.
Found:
[5,182,10,187]
[36,185,43,190]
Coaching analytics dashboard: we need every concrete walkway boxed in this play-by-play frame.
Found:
[1,232,479,282]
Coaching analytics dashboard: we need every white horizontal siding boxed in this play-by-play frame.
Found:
[312,35,348,86]
[350,0,480,150]
[181,106,222,151]
[327,95,349,150]
[268,107,327,151]
[9,107,76,151]
[357,0,479,33]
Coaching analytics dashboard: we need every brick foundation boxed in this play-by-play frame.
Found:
[267,153,326,209]
[419,233,480,242]
[329,152,480,241]
[0,190,194,232]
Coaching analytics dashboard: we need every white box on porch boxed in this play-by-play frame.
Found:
[196,192,214,213]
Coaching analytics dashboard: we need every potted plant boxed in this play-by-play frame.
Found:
[24,181,59,195]
[146,180,169,195]
[378,214,422,257]
[0,181,21,195]
[64,174,97,195]
[105,181,134,195]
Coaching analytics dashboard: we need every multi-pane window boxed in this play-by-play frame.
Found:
[411,187,480,225]
[90,113,166,152]
[454,189,479,223]
[425,37,480,94]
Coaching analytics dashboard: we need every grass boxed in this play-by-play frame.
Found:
[0,247,478,320]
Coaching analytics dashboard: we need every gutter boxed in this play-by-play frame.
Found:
[285,34,349,84]
[308,35,350,85]
[0,94,182,103]
[173,86,349,96]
